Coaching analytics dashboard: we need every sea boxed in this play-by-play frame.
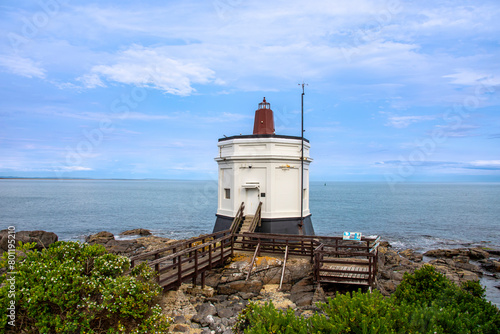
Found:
[1,179,499,305]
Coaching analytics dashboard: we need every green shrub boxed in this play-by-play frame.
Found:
[234,265,500,334]
[393,265,500,333]
[234,301,312,334]
[0,241,171,333]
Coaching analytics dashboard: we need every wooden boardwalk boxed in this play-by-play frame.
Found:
[129,230,233,291]
[129,229,379,290]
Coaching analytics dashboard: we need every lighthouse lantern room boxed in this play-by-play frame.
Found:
[213,98,314,235]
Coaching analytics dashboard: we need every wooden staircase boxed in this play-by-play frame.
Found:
[239,215,255,233]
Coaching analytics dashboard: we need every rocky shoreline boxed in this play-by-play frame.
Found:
[1,229,499,334]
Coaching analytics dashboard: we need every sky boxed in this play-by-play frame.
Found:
[0,0,499,182]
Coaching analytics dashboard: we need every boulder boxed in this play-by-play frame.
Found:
[379,241,392,248]
[399,249,423,262]
[217,279,263,295]
[481,259,500,273]
[424,248,488,260]
[120,228,152,236]
[5,230,59,251]
[290,277,315,306]
[104,239,144,255]
[86,231,114,245]
[135,236,175,253]
[378,280,397,294]
[191,303,217,326]
[424,248,460,258]
[468,247,490,260]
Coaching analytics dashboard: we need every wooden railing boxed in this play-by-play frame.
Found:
[314,236,380,286]
[247,202,262,233]
[129,230,233,290]
[131,228,379,290]
[229,202,245,234]
[233,231,319,263]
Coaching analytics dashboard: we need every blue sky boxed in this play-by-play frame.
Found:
[0,0,499,182]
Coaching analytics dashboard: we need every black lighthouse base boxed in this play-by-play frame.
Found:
[213,214,314,236]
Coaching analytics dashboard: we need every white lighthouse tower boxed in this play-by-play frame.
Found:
[213,98,314,235]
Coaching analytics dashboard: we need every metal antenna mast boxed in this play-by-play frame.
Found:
[299,82,307,234]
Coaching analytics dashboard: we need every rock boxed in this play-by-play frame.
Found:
[257,267,283,285]
[162,289,197,319]
[216,306,235,319]
[104,239,144,255]
[286,258,314,282]
[1,230,58,251]
[238,292,256,300]
[453,255,470,263]
[217,279,263,295]
[292,292,314,306]
[380,248,402,268]
[120,228,152,236]
[171,324,190,333]
[86,231,114,244]
[399,249,423,262]
[483,248,500,256]
[134,236,175,253]
[424,248,457,258]
[380,241,392,248]
[173,315,186,324]
[379,280,397,294]
[312,286,326,304]
[468,247,490,260]
[424,248,488,260]
[291,277,315,294]
[481,259,500,273]
[192,303,217,326]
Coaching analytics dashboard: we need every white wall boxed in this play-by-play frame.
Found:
[216,137,311,219]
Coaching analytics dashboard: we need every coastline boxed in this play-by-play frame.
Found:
[2,228,499,333]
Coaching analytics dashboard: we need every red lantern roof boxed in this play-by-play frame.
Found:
[253,97,275,135]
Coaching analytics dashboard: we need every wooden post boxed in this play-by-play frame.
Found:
[193,249,198,287]
[189,242,193,263]
[220,239,224,265]
[279,244,289,291]
[201,271,206,289]
[230,234,234,258]
[177,254,182,288]
[246,243,261,281]
[310,240,314,264]
[208,244,212,270]
[154,253,160,283]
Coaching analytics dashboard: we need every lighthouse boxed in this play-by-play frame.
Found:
[213,98,314,235]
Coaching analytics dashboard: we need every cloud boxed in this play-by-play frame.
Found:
[383,113,438,128]
[88,45,216,96]
[468,160,500,170]
[77,73,106,88]
[0,54,46,78]
[58,166,93,171]
[433,124,479,138]
[443,70,499,86]
[377,160,500,171]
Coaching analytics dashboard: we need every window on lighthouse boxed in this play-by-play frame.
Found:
[224,188,231,199]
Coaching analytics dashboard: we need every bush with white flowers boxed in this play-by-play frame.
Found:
[0,241,171,333]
